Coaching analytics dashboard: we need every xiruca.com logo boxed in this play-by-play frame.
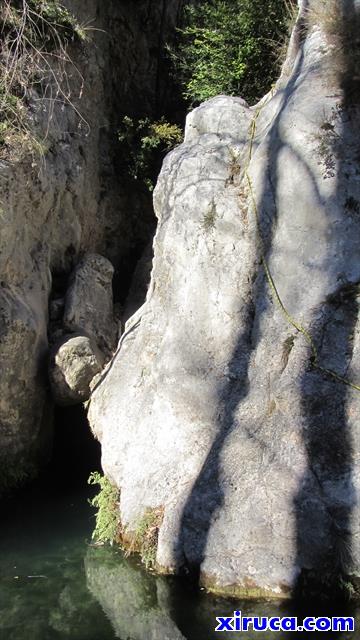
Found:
[215,611,355,633]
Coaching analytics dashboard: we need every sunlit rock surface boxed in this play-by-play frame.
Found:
[89,0,360,596]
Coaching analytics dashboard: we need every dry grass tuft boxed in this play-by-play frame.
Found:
[305,0,343,38]
[305,0,360,103]
[269,0,300,68]
[125,506,164,570]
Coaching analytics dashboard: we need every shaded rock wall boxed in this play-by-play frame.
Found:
[0,0,185,492]
[89,1,360,596]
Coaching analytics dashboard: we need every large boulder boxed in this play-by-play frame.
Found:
[49,335,105,406]
[89,0,360,597]
[63,254,118,356]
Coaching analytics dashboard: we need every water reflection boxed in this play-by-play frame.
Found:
[0,483,359,640]
[0,488,115,640]
[86,547,186,640]
[85,546,360,640]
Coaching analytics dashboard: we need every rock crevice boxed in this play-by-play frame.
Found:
[0,0,185,491]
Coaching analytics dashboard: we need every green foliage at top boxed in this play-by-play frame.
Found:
[171,0,296,105]
[88,472,121,545]
[118,116,183,190]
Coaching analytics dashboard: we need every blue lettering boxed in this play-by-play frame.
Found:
[215,617,234,632]
[214,612,356,633]
[316,617,331,632]
[242,616,253,631]
[234,611,242,632]
[281,617,297,631]
[253,617,267,631]
[303,617,316,631]
[269,617,281,631]
[333,617,355,632]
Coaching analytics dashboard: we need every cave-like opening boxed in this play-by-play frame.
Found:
[50,405,102,492]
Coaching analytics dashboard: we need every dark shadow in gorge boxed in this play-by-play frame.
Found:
[98,0,190,305]
[50,405,102,491]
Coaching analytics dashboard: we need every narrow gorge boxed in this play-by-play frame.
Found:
[0,0,186,490]
[1,1,360,635]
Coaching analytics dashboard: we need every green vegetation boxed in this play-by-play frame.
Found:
[125,507,164,570]
[118,116,183,190]
[88,471,163,570]
[88,472,121,545]
[0,0,86,46]
[170,0,296,106]
[0,0,87,155]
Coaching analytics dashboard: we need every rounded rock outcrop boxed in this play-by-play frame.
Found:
[89,1,360,597]
[49,335,105,406]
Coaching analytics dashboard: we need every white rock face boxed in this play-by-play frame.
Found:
[89,2,360,596]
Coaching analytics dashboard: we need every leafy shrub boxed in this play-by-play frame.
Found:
[118,116,183,190]
[88,471,121,545]
[170,0,296,106]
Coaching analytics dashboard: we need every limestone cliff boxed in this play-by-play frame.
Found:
[89,0,360,596]
[0,0,185,491]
